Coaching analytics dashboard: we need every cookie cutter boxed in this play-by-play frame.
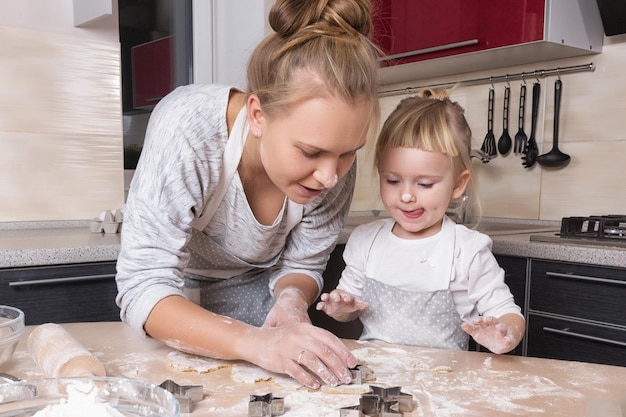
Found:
[248,393,285,417]
[159,379,203,413]
[340,385,416,417]
[350,364,375,384]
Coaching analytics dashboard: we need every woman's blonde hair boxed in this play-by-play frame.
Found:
[246,0,380,122]
[375,88,472,177]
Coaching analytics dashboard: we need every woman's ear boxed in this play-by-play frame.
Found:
[452,170,471,199]
[247,94,265,138]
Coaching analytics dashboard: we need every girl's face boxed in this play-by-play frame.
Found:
[378,147,470,239]
[251,94,371,204]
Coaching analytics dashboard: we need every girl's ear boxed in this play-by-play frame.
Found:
[247,94,265,137]
[452,170,471,199]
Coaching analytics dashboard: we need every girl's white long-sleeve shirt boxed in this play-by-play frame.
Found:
[337,216,523,323]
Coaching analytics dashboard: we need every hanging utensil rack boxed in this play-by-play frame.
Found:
[379,63,595,97]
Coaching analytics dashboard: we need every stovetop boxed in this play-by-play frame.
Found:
[530,215,626,249]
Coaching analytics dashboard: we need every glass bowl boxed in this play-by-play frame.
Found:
[0,306,25,369]
[0,376,180,417]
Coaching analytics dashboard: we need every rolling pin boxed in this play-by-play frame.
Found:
[27,323,106,377]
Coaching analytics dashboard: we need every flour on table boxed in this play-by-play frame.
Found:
[166,351,232,374]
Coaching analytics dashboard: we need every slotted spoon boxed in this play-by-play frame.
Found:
[480,87,497,157]
[513,84,527,154]
[522,82,540,168]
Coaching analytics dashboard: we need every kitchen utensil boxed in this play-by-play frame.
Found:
[27,323,106,378]
[537,79,571,167]
[522,82,540,168]
[249,393,285,417]
[0,376,180,417]
[480,87,497,157]
[513,84,527,154]
[497,85,512,155]
[159,379,203,413]
[0,306,24,369]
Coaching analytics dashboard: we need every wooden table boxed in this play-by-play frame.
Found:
[4,322,626,416]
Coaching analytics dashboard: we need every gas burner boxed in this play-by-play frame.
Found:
[560,215,626,241]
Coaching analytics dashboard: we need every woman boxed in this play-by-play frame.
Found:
[115,0,380,389]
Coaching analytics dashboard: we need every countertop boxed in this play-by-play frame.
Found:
[1,215,625,269]
[4,322,626,416]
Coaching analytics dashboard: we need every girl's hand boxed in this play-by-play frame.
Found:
[244,323,358,389]
[316,289,367,322]
[462,316,519,354]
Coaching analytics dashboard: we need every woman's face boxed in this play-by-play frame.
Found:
[254,94,372,204]
[378,147,469,239]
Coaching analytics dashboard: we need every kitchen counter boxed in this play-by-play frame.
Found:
[1,216,625,269]
[4,322,626,416]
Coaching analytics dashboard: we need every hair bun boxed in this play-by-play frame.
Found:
[269,0,372,38]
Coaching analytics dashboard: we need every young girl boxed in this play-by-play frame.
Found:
[115,0,380,389]
[316,90,525,354]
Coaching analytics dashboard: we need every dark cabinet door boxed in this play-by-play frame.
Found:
[529,260,626,327]
[527,313,626,367]
[0,261,120,325]
[526,259,626,365]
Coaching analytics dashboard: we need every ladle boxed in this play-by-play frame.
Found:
[537,79,571,168]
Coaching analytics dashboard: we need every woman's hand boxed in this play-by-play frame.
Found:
[461,314,525,354]
[243,323,357,389]
[264,287,311,328]
[316,289,367,322]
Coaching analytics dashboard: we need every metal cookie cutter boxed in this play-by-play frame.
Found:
[340,385,416,417]
[349,364,375,384]
[0,373,38,404]
[248,393,285,417]
[159,379,203,413]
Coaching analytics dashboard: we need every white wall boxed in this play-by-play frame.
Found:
[0,0,123,222]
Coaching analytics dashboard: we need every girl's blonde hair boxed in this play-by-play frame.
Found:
[375,88,472,177]
[246,0,380,124]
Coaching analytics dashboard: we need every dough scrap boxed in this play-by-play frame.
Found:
[231,363,302,389]
[431,365,453,374]
[410,361,452,373]
[320,384,372,395]
[166,351,232,374]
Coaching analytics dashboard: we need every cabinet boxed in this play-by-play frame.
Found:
[527,260,626,367]
[0,261,120,325]
[372,0,604,84]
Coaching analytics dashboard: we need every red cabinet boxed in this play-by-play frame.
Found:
[372,0,603,84]
[374,0,545,66]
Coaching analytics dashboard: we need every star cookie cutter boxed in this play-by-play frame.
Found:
[248,393,285,417]
[159,379,203,413]
[340,385,416,416]
[349,364,375,384]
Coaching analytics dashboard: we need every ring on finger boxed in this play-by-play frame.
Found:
[297,350,306,365]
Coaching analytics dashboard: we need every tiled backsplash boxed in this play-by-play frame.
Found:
[352,37,626,221]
